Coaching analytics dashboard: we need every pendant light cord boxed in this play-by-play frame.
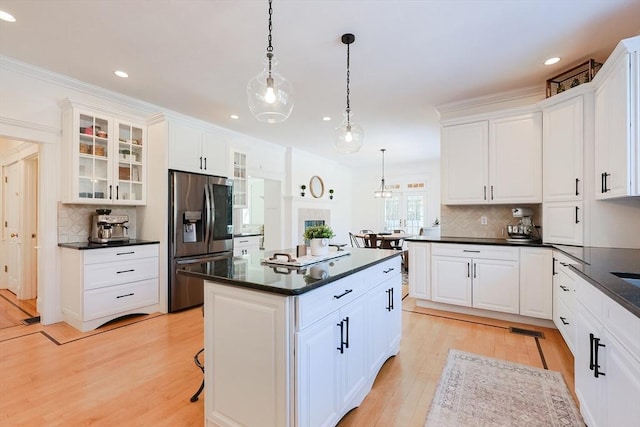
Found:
[346,42,351,125]
[266,0,273,76]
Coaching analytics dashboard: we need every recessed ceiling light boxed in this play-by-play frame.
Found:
[544,57,561,66]
[230,114,239,120]
[322,116,331,121]
[0,10,16,22]
[114,70,129,78]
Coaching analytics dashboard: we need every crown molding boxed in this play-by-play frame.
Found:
[1,55,159,117]
[435,85,546,116]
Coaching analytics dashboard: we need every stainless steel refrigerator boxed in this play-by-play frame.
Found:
[169,170,234,312]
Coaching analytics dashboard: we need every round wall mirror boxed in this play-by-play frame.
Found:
[309,175,325,198]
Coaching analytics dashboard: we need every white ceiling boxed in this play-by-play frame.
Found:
[1,0,639,168]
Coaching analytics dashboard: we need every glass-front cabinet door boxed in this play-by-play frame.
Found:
[60,99,147,205]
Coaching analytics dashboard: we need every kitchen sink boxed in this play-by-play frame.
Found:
[612,272,640,288]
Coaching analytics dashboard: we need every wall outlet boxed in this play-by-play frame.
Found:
[481,216,488,225]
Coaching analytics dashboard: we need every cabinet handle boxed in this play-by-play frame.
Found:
[344,316,350,349]
[575,206,580,224]
[559,316,569,325]
[594,337,606,378]
[116,292,134,299]
[383,267,395,274]
[473,263,477,279]
[552,257,557,275]
[490,185,494,200]
[559,285,570,292]
[463,250,480,253]
[116,185,119,200]
[116,269,135,274]
[116,251,135,256]
[333,289,353,299]
[200,156,203,170]
[559,261,569,267]
[390,287,394,310]
[386,289,391,311]
[575,178,580,196]
[483,186,487,201]
[337,321,344,354]
[467,262,470,278]
[603,172,610,193]
[109,185,113,200]
[589,333,595,371]
[204,157,207,170]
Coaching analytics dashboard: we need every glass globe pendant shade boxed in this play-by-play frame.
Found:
[247,54,294,124]
[333,112,364,154]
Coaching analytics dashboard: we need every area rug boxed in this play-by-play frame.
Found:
[425,349,583,427]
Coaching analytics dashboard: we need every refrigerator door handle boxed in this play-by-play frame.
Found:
[204,183,212,245]
[210,183,216,239]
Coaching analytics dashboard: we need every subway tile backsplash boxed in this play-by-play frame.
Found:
[57,203,137,243]
[440,204,542,239]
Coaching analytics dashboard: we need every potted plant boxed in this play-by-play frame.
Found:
[303,225,335,256]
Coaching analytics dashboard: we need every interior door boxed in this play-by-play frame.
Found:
[3,161,21,294]
[383,192,426,236]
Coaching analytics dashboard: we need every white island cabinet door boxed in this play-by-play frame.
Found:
[431,255,472,307]
[603,332,640,427]
[472,258,520,314]
[296,312,340,427]
[519,247,553,319]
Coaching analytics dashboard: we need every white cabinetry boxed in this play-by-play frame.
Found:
[543,201,583,246]
[168,119,228,176]
[594,38,640,199]
[233,235,261,256]
[431,244,519,314]
[519,247,552,319]
[60,244,159,332]
[408,242,431,299]
[231,150,248,207]
[60,99,147,205]
[552,251,579,353]
[574,274,640,427]
[203,256,402,427]
[542,95,584,202]
[441,111,542,205]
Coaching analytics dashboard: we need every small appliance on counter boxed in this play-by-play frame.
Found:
[506,207,540,242]
[89,209,130,243]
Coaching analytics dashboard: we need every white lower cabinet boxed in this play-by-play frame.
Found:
[408,242,431,299]
[519,247,553,319]
[60,244,159,332]
[574,273,640,427]
[431,244,519,314]
[552,251,578,352]
[204,256,402,427]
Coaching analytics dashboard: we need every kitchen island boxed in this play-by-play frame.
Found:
[181,248,402,427]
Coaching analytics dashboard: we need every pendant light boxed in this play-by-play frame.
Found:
[374,149,392,198]
[247,0,294,123]
[334,33,363,153]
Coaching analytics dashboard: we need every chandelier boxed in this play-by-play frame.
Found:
[334,33,363,153]
[374,149,392,198]
[246,0,294,123]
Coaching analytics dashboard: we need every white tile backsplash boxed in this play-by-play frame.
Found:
[57,203,137,243]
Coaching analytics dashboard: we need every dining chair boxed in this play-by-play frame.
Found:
[349,232,363,248]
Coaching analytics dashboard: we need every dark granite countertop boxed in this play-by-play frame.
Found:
[406,236,640,318]
[178,248,401,296]
[58,239,160,250]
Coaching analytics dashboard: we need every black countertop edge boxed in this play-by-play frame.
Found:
[58,239,160,250]
[233,233,263,237]
[180,251,402,296]
[407,236,640,319]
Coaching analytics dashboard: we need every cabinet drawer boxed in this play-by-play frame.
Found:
[84,278,158,321]
[575,275,603,319]
[554,294,575,354]
[431,243,519,261]
[295,273,366,331]
[234,236,261,248]
[555,268,576,311]
[83,244,159,265]
[84,257,158,290]
[360,256,401,286]
[603,295,640,360]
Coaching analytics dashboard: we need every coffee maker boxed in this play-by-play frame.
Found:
[89,209,130,243]
[506,207,539,242]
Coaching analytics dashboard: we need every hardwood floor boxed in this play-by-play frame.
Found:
[0,289,38,329]
[0,296,574,427]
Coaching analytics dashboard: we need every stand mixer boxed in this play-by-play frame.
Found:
[506,208,540,242]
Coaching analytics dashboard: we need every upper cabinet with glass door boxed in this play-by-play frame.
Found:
[59,99,147,205]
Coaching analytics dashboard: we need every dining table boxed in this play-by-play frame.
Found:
[354,232,414,249]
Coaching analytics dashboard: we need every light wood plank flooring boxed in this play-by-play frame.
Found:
[0,296,574,426]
